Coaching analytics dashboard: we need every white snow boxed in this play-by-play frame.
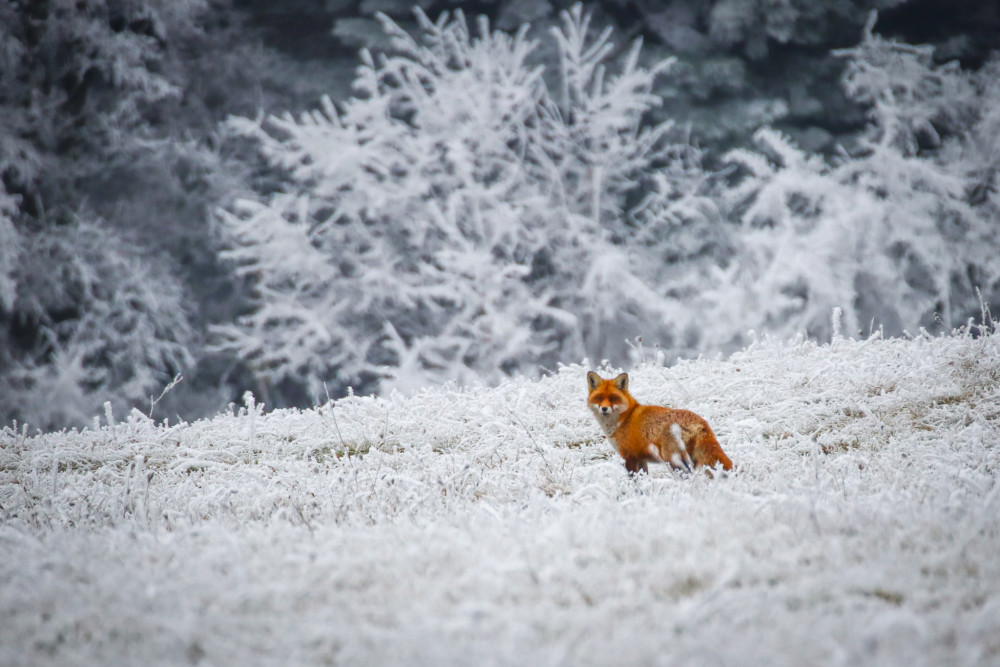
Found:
[2,327,999,665]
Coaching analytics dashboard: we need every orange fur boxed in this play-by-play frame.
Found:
[586,371,733,476]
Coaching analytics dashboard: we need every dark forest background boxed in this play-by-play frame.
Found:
[2,0,999,430]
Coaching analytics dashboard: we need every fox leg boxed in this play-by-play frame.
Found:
[624,458,648,477]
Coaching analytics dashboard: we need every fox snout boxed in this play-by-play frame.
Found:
[591,402,618,416]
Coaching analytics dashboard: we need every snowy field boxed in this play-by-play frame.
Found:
[2,326,999,666]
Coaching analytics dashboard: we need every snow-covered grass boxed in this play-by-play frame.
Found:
[2,327,999,666]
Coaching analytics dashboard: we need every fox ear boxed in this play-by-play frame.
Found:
[587,371,602,391]
[613,373,629,392]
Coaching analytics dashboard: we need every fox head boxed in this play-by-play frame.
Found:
[586,371,634,425]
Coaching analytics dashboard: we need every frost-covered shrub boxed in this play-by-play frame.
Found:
[0,219,193,430]
[216,5,710,397]
[709,16,1000,344]
[938,55,1000,300]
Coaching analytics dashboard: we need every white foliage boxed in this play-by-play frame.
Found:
[835,12,978,156]
[2,327,998,664]
[708,20,1000,345]
[1,219,193,430]
[214,4,701,398]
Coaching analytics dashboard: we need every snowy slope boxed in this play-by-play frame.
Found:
[2,326,999,666]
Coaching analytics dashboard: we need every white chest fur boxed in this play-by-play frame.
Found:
[590,406,621,439]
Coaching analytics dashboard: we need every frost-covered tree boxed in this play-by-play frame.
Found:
[0,0,212,195]
[215,4,714,398]
[707,14,999,344]
[0,1,208,429]
[0,1,262,428]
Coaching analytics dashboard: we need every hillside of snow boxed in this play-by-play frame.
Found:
[2,326,999,665]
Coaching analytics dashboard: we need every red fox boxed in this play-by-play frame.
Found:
[587,371,733,476]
